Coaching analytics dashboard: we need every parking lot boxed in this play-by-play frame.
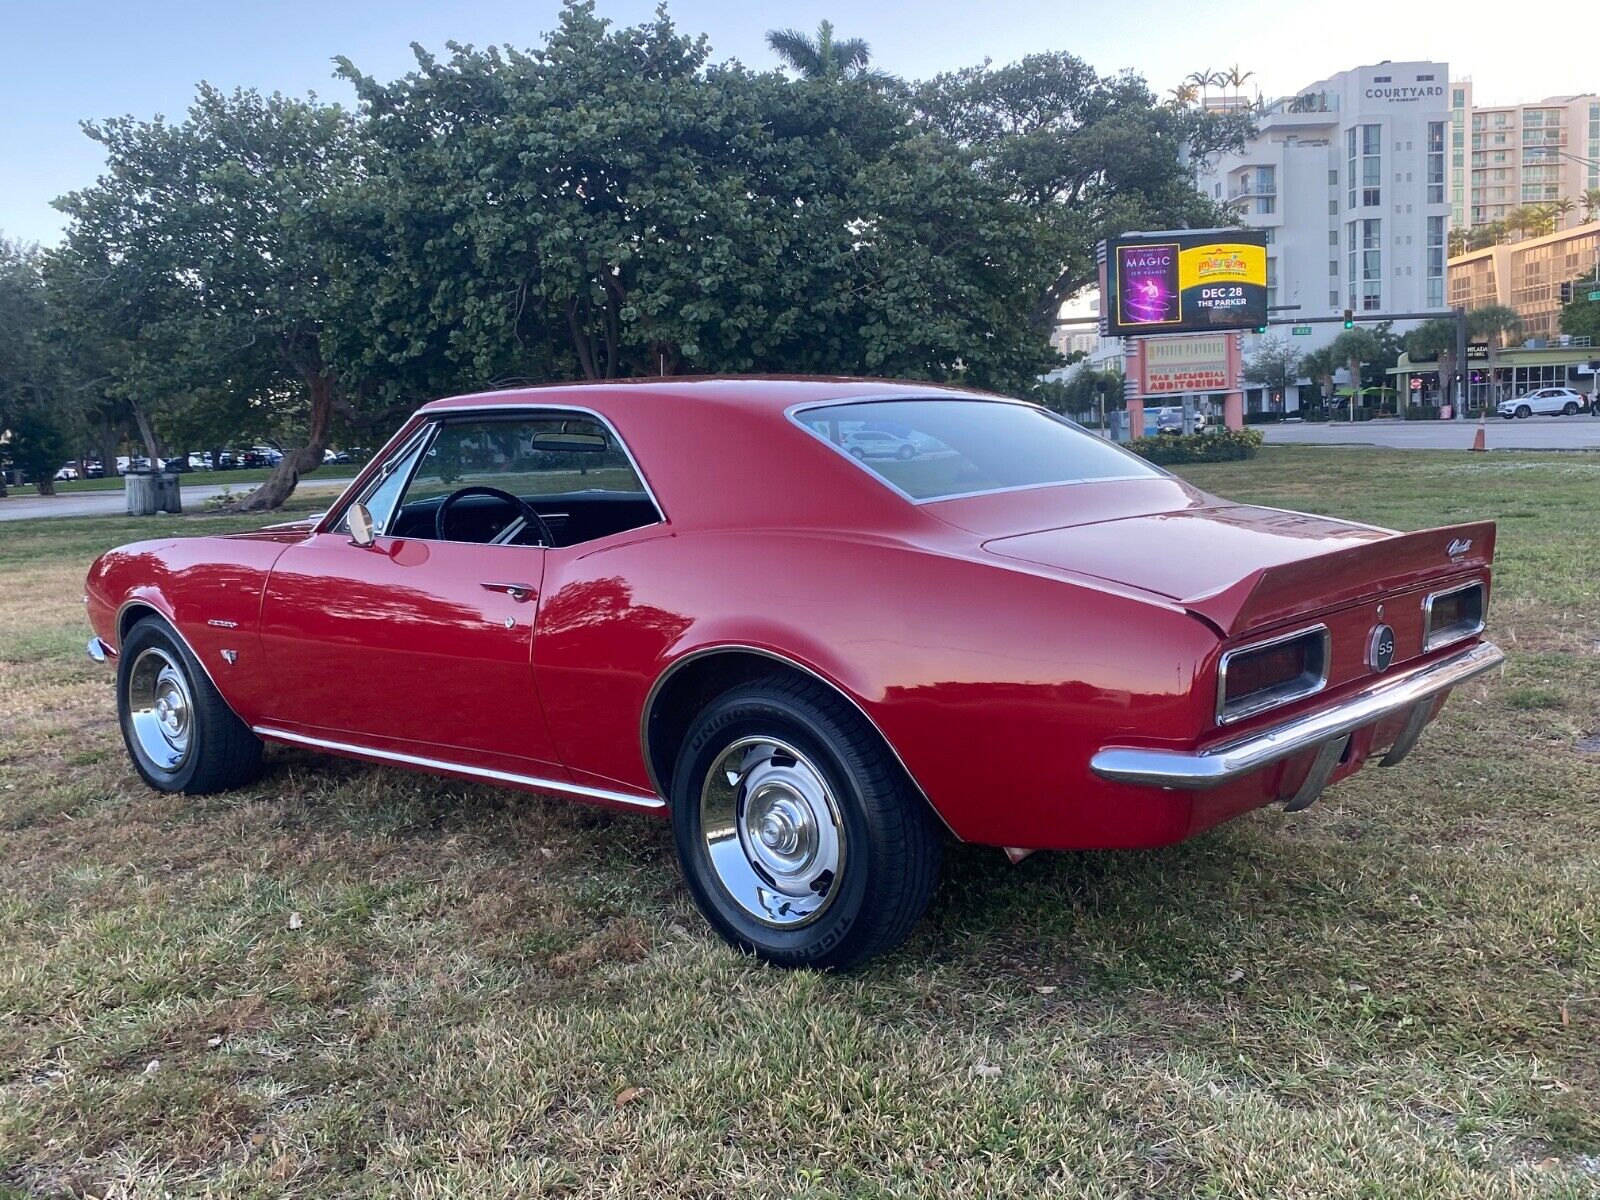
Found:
[1262,414,1600,450]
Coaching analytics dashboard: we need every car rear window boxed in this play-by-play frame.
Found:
[795,398,1160,502]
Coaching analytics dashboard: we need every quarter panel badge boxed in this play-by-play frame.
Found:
[221,649,239,665]
[1446,537,1472,560]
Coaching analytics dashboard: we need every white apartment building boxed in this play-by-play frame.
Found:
[1450,81,1600,230]
[1193,61,1453,408]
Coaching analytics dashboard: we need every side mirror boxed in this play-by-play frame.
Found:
[347,502,376,547]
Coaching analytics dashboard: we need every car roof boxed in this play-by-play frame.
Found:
[420,375,997,417]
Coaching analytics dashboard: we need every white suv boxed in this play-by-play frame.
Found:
[1497,387,1590,418]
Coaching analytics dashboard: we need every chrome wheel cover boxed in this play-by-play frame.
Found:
[126,647,194,772]
[699,737,846,928]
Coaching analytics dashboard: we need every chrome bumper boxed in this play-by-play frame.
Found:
[1091,641,1503,791]
[86,636,114,663]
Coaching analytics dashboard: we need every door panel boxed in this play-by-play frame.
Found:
[258,532,562,774]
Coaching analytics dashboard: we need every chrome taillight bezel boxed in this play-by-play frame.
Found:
[1422,580,1486,653]
[1215,623,1332,726]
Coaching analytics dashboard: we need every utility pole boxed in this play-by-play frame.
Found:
[1453,305,1469,419]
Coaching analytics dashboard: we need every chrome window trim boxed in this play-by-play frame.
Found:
[252,725,665,810]
[1215,622,1332,727]
[325,423,434,535]
[1422,579,1486,653]
[783,394,1167,506]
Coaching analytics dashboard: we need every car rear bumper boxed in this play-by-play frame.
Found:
[1090,640,1503,793]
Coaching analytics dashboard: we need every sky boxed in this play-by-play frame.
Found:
[3,0,1593,247]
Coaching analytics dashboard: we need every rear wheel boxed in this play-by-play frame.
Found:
[117,617,263,794]
[1563,401,1579,416]
[670,676,942,970]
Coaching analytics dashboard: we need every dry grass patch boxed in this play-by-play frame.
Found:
[0,454,1596,1198]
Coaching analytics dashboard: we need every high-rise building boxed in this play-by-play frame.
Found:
[1450,82,1600,231]
[1192,61,1452,405]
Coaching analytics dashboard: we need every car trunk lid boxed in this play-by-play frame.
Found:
[985,505,1495,637]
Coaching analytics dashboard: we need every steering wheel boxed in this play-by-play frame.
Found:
[434,485,555,546]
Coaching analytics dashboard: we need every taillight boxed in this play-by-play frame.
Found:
[1216,625,1330,725]
[1423,581,1485,652]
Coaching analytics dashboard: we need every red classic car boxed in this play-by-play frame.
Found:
[86,379,1503,969]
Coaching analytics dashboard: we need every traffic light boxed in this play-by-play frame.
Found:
[1254,323,1268,334]
[1560,281,1573,304]
[1342,308,1355,329]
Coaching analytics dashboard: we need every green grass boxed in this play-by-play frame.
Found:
[0,446,1596,1198]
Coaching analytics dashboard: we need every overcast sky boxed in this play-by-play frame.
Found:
[3,0,1592,246]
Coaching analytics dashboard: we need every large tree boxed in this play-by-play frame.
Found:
[1405,317,1460,405]
[914,54,1253,332]
[53,84,371,510]
[0,237,82,495]
[334,3,1060,397]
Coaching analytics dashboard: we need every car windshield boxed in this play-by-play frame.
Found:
[796,398,1160,502]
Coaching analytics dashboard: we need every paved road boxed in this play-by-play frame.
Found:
[1262,415,1600,450]
[0,476,357,522]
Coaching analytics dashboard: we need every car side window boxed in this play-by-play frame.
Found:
[384,412,661,548]
[338,431,428,536]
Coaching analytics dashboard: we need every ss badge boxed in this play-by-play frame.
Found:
[1367,623,1396,673]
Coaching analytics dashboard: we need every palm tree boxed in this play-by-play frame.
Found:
[1468,304,1524,402]
[1223,65,1254,101]
[1300,346,1339,415]
[1582,187,1600,224]
[1405,318,1459,406]
[1167,82,1199,108]
[1448,227,1470,258]
[1504,207,1533,241]
[766,20,882,81]
[1550,197,1577,229]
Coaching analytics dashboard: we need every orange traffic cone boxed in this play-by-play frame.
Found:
[1470,421,1486,452]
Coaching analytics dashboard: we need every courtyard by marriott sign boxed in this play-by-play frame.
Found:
[1139,333,1233,395]
[1100,229,1269,338]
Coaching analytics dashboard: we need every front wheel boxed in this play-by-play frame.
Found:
[670,676,942,970]
[1516,405,1532,419]
[117,617,263,794]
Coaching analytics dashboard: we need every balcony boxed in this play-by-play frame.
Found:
[1229,180,1278,200]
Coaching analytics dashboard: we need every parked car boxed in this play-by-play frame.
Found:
[84,460,106,479]
[84,380,1502,970]
[54,465,80,481]
[840,427,918,460]
[252,445,285,466]
[1152,406,1208,434]
[187,453,214,471]
[1497,386,1589,419]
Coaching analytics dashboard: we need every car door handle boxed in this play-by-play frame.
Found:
[480,581,537,602]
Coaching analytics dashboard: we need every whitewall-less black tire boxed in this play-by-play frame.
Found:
[670,676,942,970]
[116,617,263,795]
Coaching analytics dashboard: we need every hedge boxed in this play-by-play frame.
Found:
[1125,428,1263,465]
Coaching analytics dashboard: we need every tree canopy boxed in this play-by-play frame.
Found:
[15,1,1253,508]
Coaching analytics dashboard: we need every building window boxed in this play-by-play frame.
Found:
[1426,215,1445,307]
[1427,121,1446,203]
[1374,75,1391,83]
[1361,219,1382,311]
[1362,124,1382,206]
[1329,229,1340,246]
[1346,127,1357,209]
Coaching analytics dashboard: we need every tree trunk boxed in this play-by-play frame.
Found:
[238,373,334,512]
[36,477,57,497]
[99,423,121,481]
[130,400,161,466]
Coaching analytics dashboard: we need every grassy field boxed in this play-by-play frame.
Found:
[0,447,1596,1199]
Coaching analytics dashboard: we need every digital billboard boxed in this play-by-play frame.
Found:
[1100,230,1268,338]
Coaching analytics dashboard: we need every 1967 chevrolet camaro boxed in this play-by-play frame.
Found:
[86,379,1503,969]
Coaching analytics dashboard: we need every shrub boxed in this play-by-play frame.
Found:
[1401,405,1442,421]
[1126,428,1263,465]
[1243,411,1286,424]
[1331,405,1376,422]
